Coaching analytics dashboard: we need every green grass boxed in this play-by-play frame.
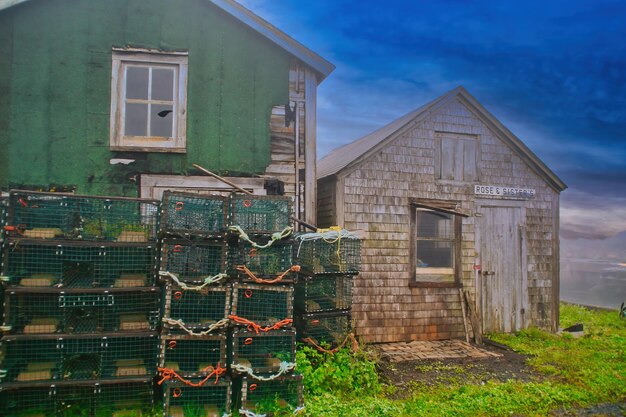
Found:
[295,304,626,417]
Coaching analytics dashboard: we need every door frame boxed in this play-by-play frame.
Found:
[475,199,528,332]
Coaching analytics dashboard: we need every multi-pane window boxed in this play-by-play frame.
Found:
[110,50,188,152]
[412,207,460,284]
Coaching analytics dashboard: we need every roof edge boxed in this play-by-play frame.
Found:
[0,0,335,82]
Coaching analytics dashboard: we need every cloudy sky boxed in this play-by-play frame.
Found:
[240,0,626,244]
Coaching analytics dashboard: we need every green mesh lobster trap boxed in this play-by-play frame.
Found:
[162,283,230,334]
[95,380,155,417]
[229,194,292,234]
[230,328,296,378]
[2,239,157,287]
[0,379,154,417]
[163,379,232,417]
[238,374,304,416]
[161,240,228,283]
[7,191,159,242]
[294,230,361,275]
[294,274,354,313]
[230,283,293,327]
[0,333,158,382]
[229,240,295,281]
[296,310,352,348]
[160,334,227,378]
[160,191,228,237]
[2,287,161,334]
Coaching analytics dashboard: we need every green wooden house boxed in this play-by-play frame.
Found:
[0,0,333,225]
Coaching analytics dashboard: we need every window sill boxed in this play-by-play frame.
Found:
[110,145,186,154]
[409,281,461,288]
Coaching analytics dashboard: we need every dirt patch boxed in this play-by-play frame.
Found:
[376,343,538,399]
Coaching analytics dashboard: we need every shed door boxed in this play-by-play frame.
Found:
[478,205,527,333]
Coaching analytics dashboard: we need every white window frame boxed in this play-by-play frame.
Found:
[110,48,188,153]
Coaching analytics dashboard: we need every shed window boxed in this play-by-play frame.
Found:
[110,50,188,152]
[435,132,477,182]
[411,206,461,285]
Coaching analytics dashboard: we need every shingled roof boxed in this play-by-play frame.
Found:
[317,86,566,192]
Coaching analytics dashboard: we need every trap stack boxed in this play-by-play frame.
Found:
[293,228,361,352]
[158,191,231,417]
[0,190,161,417]
[227,194,303,416]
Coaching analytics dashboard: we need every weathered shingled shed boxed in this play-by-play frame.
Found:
[317,87,567,343]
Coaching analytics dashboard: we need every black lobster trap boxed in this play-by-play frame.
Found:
[0,332,158,383]
[1,239,157,288]
[2,287,161,334]
[229,328,296,377]
[95,379,155,416]
[229,194,293,234]
[238,374,304,416]
[162,283,231,334]
[160,191,228,237]
[294,274,354,313]
[0,384,57,417]
[294,231,361,275]
[160,334,227,378]
[296,310,353,349]
[230,283,293,327]
[6,190,159,242]
[161,240,228,284]
[229,240,295,282]
[163,379,232,417]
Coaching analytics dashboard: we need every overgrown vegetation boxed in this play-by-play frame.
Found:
[296,304,626,417]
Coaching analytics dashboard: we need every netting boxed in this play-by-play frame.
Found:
[95,380,155,416]
[230,329,296,376]
[229,194,292,234]
[163,379,232,417]
[7,191,159,242]
[0,384,56,417]
[0,381,155,417]
[160,191,228,237]
[294,231,361,275]
[163,284,230,334]
[0,197,7,262]
[160,334,227,378]
[238,375,303,416]
[230,283,293,326]
[2,240,157,287]
[0,333,158,382]
[2,288,161,334]
[294,274,354,313]
[161,240,227,283]
[296,311,352,348]
[230,240,294,280]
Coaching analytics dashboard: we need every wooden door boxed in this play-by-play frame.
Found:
[478,204,527,333]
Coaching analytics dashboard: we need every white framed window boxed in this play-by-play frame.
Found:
[110,49,188,152]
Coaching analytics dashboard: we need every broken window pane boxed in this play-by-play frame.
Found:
[151,104,173,137]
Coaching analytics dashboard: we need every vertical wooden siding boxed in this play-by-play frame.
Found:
[339,98,558,343]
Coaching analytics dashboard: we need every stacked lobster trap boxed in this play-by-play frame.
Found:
[158,191,302,417]
[0,190,161,417]
[293,228,361,353]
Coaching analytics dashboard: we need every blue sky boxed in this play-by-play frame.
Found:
[240,0,626,243]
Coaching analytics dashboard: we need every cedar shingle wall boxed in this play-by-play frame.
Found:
[342,98,558,343]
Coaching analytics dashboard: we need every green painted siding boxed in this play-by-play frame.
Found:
[0,0,290,196]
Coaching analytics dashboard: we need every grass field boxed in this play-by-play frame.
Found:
[294,304,626,417]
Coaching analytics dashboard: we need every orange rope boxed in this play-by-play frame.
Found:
[302,333,359,355]
[157,363,226,386]
[228,315,293,334]
[236,265,300,284]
